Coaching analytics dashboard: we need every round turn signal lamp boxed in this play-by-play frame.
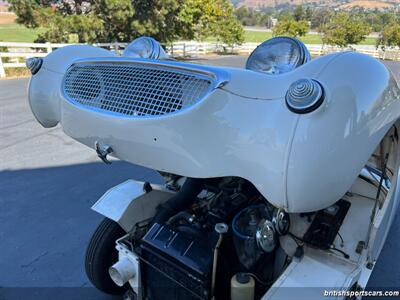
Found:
[25,57,43,75]
[286,78,324,114]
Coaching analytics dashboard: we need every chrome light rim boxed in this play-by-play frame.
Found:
[246,37,311,75]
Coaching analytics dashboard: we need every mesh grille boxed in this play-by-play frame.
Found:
[63,63,213,117]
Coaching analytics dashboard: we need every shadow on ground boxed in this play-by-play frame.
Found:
[0,161,162,299]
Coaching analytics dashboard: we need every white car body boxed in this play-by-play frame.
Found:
[27,44,400,299]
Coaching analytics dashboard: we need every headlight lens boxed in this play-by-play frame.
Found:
[246,37,310,75]
[123,36,168,59]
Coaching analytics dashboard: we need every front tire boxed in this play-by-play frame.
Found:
[85,218,127,295]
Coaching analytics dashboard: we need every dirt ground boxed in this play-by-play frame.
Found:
[0,12,16,25]
[340,0,394,9]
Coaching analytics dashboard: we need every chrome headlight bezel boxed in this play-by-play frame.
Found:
[246,37,311,75]
[123,36,168,59]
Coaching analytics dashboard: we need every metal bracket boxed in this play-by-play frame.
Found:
[95,141,113,164]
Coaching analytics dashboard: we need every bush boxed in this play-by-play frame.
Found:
[0,46,9,63]
[378,22,400,49]
[272,18,309,38]
[4,67,31,78]
[320,12,371,47]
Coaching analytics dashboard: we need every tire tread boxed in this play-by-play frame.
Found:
[85,218,127,295]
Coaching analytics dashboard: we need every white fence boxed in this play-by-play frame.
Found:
[1,41,400,78]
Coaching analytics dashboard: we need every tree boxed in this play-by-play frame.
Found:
[310,8,331,29]
[56,0,94,15]
[235,6,272,28]
[276,11,292,21]
[363,11,397,33]
[320,12,371,47]
[9,0,243,45]
[272,18,309,38]
[180,0,244,45]
[235,6,249,23]
[293,5,305,21]
[305,6,313,21]
[90,0,185,43]
[8,0,52,28]
[35,10,103,43]
[377,22,400,49]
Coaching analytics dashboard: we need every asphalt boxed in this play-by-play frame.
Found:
[0,56,399,299]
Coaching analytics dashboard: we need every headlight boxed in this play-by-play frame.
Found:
[123,37,168,59]
[246,37,310,74]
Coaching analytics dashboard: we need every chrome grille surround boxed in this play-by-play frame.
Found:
[62,60,221,118]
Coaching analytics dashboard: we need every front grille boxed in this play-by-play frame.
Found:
[63,62,214,117]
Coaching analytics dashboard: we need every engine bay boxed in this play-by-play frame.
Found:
[112,176,356,300]
[141,178,281,300]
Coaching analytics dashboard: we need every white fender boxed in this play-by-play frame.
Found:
[27,46,400,212]
[28,45,116,127]
[92,180,174,232]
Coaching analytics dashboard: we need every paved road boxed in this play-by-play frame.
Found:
[0,56,399,299]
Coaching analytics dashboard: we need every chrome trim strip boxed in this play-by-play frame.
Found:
[360,166,391,190]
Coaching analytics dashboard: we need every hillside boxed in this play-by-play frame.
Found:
[234,0,400,9]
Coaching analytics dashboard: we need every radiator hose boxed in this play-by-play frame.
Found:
[152,178,204,225]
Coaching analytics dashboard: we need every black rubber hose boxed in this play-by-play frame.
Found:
[152,178,204,225]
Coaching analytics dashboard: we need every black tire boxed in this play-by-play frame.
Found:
[85,218,128,295]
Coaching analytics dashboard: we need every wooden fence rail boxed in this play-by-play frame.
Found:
[0,41,399,78]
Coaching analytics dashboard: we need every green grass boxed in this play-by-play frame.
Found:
[359,36,378,46]
[206,30,325,44]
[0,24,44,42]
[0,24,378,46]
[243,30,377,45]
[243,30,273,43]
